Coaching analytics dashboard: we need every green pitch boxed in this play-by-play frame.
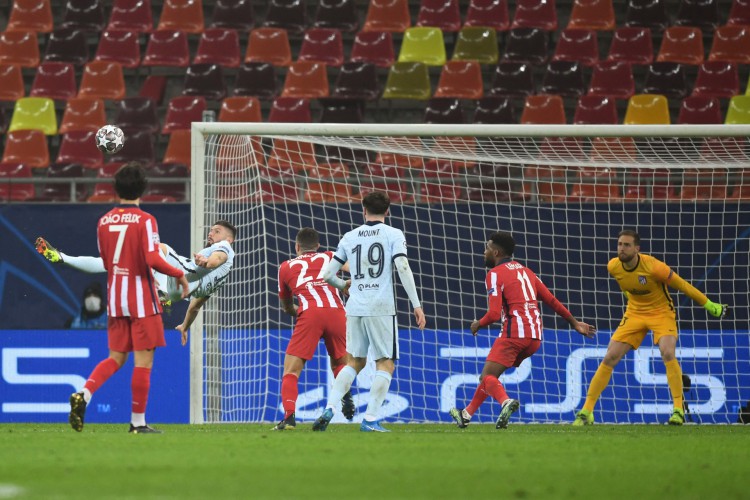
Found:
[0,424,748,499]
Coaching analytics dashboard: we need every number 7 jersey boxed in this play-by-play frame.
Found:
[278,251,345,312]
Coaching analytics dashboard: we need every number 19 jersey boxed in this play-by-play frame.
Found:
[278,251,345,313]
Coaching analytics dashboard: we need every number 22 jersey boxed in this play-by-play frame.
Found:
[278,251,345,313]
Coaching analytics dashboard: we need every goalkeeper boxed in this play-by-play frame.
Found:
[573,230,728,427]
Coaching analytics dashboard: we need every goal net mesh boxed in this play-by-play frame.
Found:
[193,126,749,425]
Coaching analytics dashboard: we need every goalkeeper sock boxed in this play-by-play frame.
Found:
[131,367,151,416]
[482,375,509,404]
[61,253,106,273]
[465,384,489,417]
[326,365,356,411]
[583,363,614,412]
[364,370,392,422]
[665,359,684,410]
[84,358,120,399]
[281,373,298,418]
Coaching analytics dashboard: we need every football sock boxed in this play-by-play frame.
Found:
[83,358,120,401]
[465,385,489,417]
[482,375,509,404]
[326,365,357,411]
[364,370,392,422]
[281,373,299,418]
[583,363,614,412]
[61,253,106,273]
[131,367,151,417]
[132,412,146,427]
[665,359,684,410]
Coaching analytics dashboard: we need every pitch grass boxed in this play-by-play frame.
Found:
[0,424,748,499]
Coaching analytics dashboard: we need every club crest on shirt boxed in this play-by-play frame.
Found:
[638,275,647,285]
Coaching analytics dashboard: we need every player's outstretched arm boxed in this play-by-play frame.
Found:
[666,272,728,318]
[194,251,228,269]
[568,318,597,339]
[704,300,729,318]
[176,296,209,346]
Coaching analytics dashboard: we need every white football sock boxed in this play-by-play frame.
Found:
[131,412,146,427]
[364,370,392,422]
[325,366,357,411]
[61,253,106,273]
[82,388,92,404]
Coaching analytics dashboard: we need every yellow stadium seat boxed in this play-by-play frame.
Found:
[8,97,57,135]
[624,94,669,125]
[382,62,431,100]
[725,95,750,124]
[397,27,446,66]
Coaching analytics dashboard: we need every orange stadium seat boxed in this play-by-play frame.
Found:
[157,0,205,34]
[434,61,483,99]
[521,95,566,124]
[304,181,353,203]
[59,98,107,134]
[569,183,621,202]
[0,65,25,101]
[709,25,750,65]
[308,162,350,178]
[78,61,126,100]
[464,0,510,31]
[363,0,411,33]
[7,0,54,33]
[0,31,40,67]
[162,96,207,134]
[219,96,262,122]
[656,27,703,65]
[107,0,154,33]
[2,130,50,168]
[567,0,615,31]
[281,61,329,99]
[245,28,292,66]
[268,139,318,173]
[162,130,192,167]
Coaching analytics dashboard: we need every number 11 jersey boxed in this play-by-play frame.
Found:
[278,251,345,313]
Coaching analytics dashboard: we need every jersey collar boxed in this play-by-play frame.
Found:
[365,221,383,226]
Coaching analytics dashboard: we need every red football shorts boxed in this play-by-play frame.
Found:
[286,307,347,361]
[486,336,541,368]
[108,315,166,352]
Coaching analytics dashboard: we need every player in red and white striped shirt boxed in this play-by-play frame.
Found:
[274,228,353,430]
[450,232,596,429]
[68,163,189,434]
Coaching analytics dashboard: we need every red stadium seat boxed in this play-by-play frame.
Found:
[464,0,509,31]
[142,31,190,67]
[0,65,25,101]
[419,182,464,203]
[7,0,54,33]
[219,96,262,122]
[94,30,141,69]
[350,31,394,68]
[607,27,653,65]
[363,0,411,33]
[107,0,153,33]
[552,29,599,67]
[298,29,344,67]
[262,0,308,35]
[157,0,205,34]
[588,61,635,99]
[569,183,621,202]
[56,131,104,169]
[2,130,50,168]
[678,96,722,124]
[512,0,557,31]
[313,0,359,32]
[679,172,727,200]
[574,95,618,124]
[194,28,241,68]
[59,98,107,134]
[728,0,750,26]
[268,139,318,172]
[269,98,311,123]
[567,0,615,31]
[30,62,77,100]
[417,0,461,32]
[0,163,35,201]
[359,181,413,203]
[145,163,188,200]
[0,31,40,67]
[108,130,155,166]
[115,97,160,134]
[245,28,292,67]
[162,96,207,134]
[692,62,739,99]
[61,0,106,33]
[138,75,167,105]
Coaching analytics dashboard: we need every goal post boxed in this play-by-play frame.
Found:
[190,123,750,425]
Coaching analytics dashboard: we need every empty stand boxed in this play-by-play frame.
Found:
[163,96,207,134]
[94,30,141,69]
[567,0,615,31]
[473,96,516,123]
[157,0,205,33]
[0,65,25,101]
[194,28,241,68]
[263,0,307,35]
[38,162,87,202]
[434,61,483,99]
[61,0,106,32]
[182,64,227,101]
[44,28,89,66]
[624,94,670,124]
[59,97,107,134]
[656,27,704,65]
[318,97,364,123]
[678,96,722,124]
[552,29,599,67]
[569,183,621,202]
[245,28,292,66]
[692,62,739,99]
[488,62,535,98]
[503,28,548,64]
[0,163,34,202]
[625,0,669,30]
[363,0,411,33]
[281,61,329,99]
[142,30,190,67]
[452,27,499,65]
[540,61,586,97]
[465,0,510,31]
[145,163,188,200]
[642,62,689,99]
[607,27,653,65]
[350,31,394,67]
[109,130,155,165]
[574,95,618,124]
[269,98,311,122]
[30,62,77,100]
[234,62,279,100]
[210,0,256,31]
[56,130,103,168]
[298,29,344,67]
[675,0,720,30]
[2,130,50,168]
[115,97,160,134]
[512,0,558,31]
[0,31,40,67]
[589,61,635,99]
[139,75,167,104]
[416,0,461,32]
[9,97,57,135]
[709,26,750,65]
[78,61,126,100]
[219,96,262,122]
[313,0,359,32]
[424,98,464,123]
[398,27,446,66]
[333,62,381,100]
[107,0,154,33]
[521,95,566,124]
[7,0,54,33]
[728,0,750,26]
[382,62,431,100]
[162,130,192,166]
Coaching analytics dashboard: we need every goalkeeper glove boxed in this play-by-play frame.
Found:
[704,300,728,318]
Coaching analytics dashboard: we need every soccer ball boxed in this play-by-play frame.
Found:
[95,125,125,154]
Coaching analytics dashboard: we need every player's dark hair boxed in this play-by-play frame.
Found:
[489,231,516,256]
[296,227,320,250]
[362,191,390,215]
[114,162,148,200]
[214,220,237,240]
[619,229,640,245]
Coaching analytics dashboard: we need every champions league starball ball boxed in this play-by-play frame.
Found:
[95,125,125,154]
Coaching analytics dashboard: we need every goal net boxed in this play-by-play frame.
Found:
[190,123,750,425]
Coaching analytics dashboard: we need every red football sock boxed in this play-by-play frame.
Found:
[83,358,120,395]
[332,364,345,378]
[281,373,299,418]
[465,385,489,417]
[483,375,509,403]
[131,367,151,415]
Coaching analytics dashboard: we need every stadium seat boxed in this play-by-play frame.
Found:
[107,0,153,33]
[30,62,77,100]
[9,97,57,135]
[56,130,103,168]
[452,27,499,65]
[215,135,265,177]
[675,0,719,30]
[245,28,292,66]
[308,162,350,178]
[375,137,425,169]
[588,61,635,99]
[567,0,615,31]
[488,62,535,98]
[574,95,618,124]
[182,64,227,101]
[656,27,704,65]
[465,0,510,31]
[417,0,461,32]
[424,98,464,123]
[162,130,192,166]
[298,29,344,67]
[0,31,39,67]
[419,181,464,203]
[679,171,727,200]
[521,95,566,124]
[552,29,599,67]
[145,162,188,200]
[607,27,653,67]
[569,183,621,202]
[88,181,117,203]
[382,62,431,100]
[280,61,329,99]
[2,130,49,168]
[725,95,750,124]
[115,97,160,134]
[398,27,446,66]
[423,158,462,177]
[709,26,750,65]
[38,162,87,202]
[234,62,279,100]
[163,96,207,134]
[138,75,167,105]
[625,0,669,30]
[319,97,364,123]
[728,0,750,26]
[467,180,528,202]
[59,98,107,134]
[0,65,25,101]
[503,28,548,64]
[304,181,353,203]
[268,138,317,172]
[43,28,89,66]
[78,61,126,100]
[194,28,241,68]
[157,0,205,34]
[109,130,155,165]
[263,0,307,34]
[624,94,670,124]
[0,162,35,201]
[642,63,689,99]
[94,30,141,69]
[540,61,586,98]
[473,96,516,123]
[350,31,394,68]
[692,62,739,99]
[209,0,256,31]
[678,96,722,124]
[512,0,557,31]
[434,61,483,99]
[219,96,262,122]
[253,182,298,203]
[313,0,358,32]
[7,0,54,33]
[363,0,411,32]
[142,30,190,67]
[333,62,381,101]
[359,181,413,203]
[61,0,106,32]
[269,97,311,122]
[729,183,750,200]
[528,179,568,203]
